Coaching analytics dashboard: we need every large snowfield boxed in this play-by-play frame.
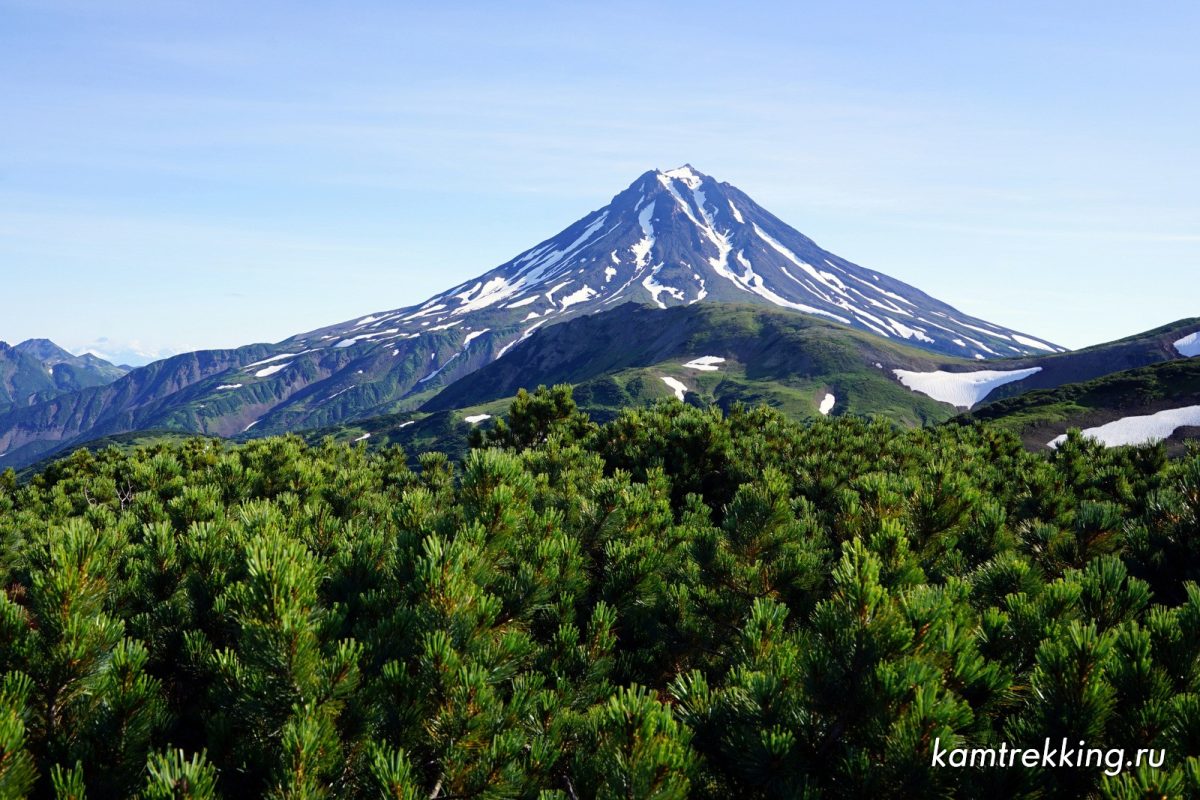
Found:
[1175,332,1200,357]
[1048,405,1200,448]
[892,367,1042,409]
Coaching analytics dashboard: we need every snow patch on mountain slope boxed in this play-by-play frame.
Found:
[662,165,702,188]
[819,393,836,415]
[732,251,850,323]
[495,320,548,360]
[418,352,460,383]
[463,329,489,346]
[560,285,597,309]
[886,319,935,344]
[515,243,551,266]
[632,202,656,268]
[544,281,572,303]
[336,329,399,347]
[245,351,304,370]
[402,303,446,321]
[953,319,1011,341]
[1175,332,1200,357]
[753,225,851,300]
[506,296,538,308]
[682,356,725,371]
[643,267,684,309]
[661,376,688,400]
[844,273,915,307]
[254,363,290,378]
[517,212,610,286]
[958,335,999,356]
[215,383,243,390]
[893,367,1042,409]
[454,283,482,303]
[1012,334,1058,352]
[464,414,492,424]
[451,277,516,315]
[1048,406,1200,448]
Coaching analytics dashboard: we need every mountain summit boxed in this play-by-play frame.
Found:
[305,164,1061,360]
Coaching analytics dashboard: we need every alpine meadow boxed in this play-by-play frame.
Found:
[4,2,1200,798]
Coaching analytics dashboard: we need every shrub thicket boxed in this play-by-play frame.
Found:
[0,386,1198,798]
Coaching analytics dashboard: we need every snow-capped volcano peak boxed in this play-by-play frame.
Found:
[293,167,1062,394]
[660,164,705,188]
[0,167,1082,465]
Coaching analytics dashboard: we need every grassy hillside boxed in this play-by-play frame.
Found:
[424,303,964,425]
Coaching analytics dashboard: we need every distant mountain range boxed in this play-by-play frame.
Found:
[1,166,1195,469]
[0,339,127,415]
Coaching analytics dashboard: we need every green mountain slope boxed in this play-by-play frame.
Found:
[422,304,1200,426]
[423,304,969,424]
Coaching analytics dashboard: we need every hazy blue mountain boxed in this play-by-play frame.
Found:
[0,339,127,415]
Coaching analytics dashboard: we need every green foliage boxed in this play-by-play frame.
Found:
[472,384,596,450]
[1,390,1198,797]
[0,673,37,799]
[141,750,219,800]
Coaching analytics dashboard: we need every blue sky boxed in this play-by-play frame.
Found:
[2,0,1197,364]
